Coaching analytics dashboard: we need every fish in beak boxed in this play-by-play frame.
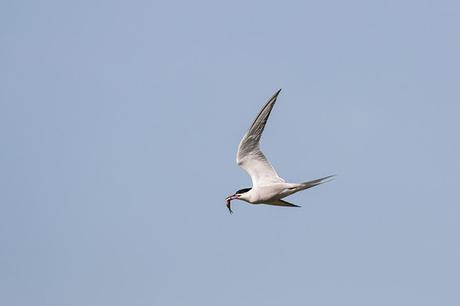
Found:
[225,194,240,214]
[226,199,233,214]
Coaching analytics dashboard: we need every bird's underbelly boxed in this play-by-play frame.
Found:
[249,183,299,203]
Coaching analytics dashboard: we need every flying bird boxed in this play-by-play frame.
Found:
[225,89,334,213]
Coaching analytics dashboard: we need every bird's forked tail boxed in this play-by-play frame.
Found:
[298,175,335,191]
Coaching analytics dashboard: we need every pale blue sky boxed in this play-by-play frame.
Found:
[1,1,460,305]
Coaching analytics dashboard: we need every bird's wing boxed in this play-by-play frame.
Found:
[266,199,301,207]
[236,89,285,187]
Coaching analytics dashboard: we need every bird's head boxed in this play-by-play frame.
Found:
[225,187,252,214]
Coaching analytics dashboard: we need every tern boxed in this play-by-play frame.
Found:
[225,89,334,213]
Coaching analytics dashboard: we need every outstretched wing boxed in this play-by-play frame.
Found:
[236,89,285,187]
[266,199,301,207]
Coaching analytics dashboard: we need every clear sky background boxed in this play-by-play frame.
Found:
[1,1,460,305]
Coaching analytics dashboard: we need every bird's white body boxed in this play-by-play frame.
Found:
[238,183,300,204]
[225,89,333,213]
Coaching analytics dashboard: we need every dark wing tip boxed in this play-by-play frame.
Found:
[270,89,282,101]
[249,90,282,128]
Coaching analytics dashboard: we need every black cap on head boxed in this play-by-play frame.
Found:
[236,187,252,194]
